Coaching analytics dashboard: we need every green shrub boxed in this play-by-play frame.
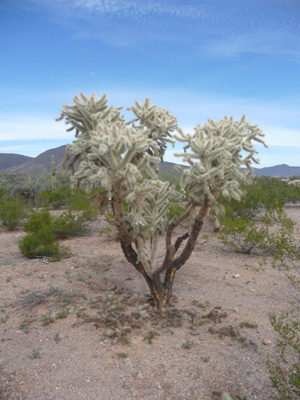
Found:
[0,197,28,230]
[36,186,72,209]
[219,207,296,257]
[218,178,300,227]
[19,228,61,260]
[68,189,98,221]
[99,211,118,240]
[264,209,297,263]
[23,209,52,233]
[219,215,269,254]
[52,211,87,239]
[158,172,181,191]
[267,310,300,399]
[0,187,9,200]
[67,188,89,210]
[20,210,68,260]
[167,199,186,223]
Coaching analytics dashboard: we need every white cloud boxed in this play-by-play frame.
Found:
[0,115,72,141]
[26,0,300,57]
[2,88,300,140]
[0,141,68,158]
[0,88,299,158]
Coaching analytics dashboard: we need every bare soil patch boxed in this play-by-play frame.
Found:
[1,206,300,399]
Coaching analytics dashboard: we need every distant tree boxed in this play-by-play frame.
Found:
[57,92,266,308]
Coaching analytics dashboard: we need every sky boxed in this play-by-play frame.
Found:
[0,0,300,168]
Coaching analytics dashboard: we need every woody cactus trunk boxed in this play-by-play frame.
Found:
[57,93,267,308]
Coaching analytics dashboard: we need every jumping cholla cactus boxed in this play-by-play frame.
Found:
[57,92,267,308]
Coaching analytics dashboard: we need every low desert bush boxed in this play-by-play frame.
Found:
[166,198,186,223]
[0,197,29,230]
[267,310,300,399]
[19,208,89,260]
[19,226,61,260]
[99,211,118,240]
[23,209,52,234]
[52,211,88,239]
[36,186,72,209]
[219,215,269,254]
[220,208,296,256]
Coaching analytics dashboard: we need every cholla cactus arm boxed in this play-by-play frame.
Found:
[127,98,176,160]
[56,93,124,175]
[155,116,267,306]
[174,115,267,210]
[288,180,300,187]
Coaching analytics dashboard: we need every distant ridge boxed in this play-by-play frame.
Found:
[3,145,67,175]
[252,164,300,178]
[1,146,300,178]
[0,153,33,172]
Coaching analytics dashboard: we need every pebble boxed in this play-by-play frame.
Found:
[49,363,57,371]
[262,339,271,345]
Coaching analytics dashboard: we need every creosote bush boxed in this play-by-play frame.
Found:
[52,211,88,239]
[219,215,268,254]
[0,197,29,230]
[36,186,72,209]
[57,92,267,308]
[219,208,296,256]
[19,208,90,260]
[267,310,300,400]
[20,210,62,260]
[19,228,61,261]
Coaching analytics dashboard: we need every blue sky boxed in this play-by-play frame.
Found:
[0,0,300,168]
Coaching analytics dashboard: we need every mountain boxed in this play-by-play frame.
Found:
[0,153,33,172]
[1,146,300,178]
[2,145,67,175]
[252,164,300,178]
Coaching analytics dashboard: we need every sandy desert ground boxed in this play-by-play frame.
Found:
[1,206,299,400]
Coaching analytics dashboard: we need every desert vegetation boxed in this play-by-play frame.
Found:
[0,94,300,399]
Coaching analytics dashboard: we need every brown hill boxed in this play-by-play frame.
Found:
[252,164,300,178]
[1,145,300,178]
[0,154,33,172]
[4,145,67,175]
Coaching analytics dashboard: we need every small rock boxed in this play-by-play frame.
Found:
[126,294,139,306]
[263,339,271,345]
[140,310,150,319]
[221,393,233,400]
[121,381,132,389]
[212,391,222,400]
[49,363,57,371]
[131,312,141,320]
[233,274,240,278]
[240,321,258,329]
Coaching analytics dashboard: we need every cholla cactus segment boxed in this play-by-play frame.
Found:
[71,120,160,193]
[56,93,125,174]
[127,98,177,159]
[174,115,267,207]
[56,93,124,136]
[287,180,300,187]
[125,179,176,239]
